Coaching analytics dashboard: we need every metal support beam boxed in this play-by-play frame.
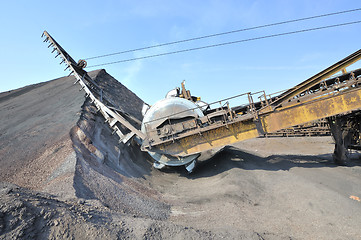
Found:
[42,31,146,143]
[271,49,361,108]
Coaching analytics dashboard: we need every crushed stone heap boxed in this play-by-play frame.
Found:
[1,70,361,239]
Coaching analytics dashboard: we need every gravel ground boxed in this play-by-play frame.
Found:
[1,70,361,239]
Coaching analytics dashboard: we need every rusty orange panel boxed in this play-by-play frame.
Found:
[154,119,259,157]
[261,88,361,133]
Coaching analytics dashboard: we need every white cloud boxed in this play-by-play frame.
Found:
[120,60,142,86]
[298,52,323,63]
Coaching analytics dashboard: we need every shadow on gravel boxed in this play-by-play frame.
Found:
[186,146,361,179]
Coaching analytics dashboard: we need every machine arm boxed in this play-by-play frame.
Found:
[271,48,361,108]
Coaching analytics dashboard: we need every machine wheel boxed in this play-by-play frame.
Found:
[148,151,199,172]
[77,59,87,69]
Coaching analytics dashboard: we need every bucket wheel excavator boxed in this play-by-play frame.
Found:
[42,30,361,172]
[140,81,209,171]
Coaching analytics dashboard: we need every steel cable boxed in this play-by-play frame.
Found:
[87,20,361,68]
[85,7,361,61]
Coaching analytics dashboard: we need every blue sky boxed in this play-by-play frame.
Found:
[1,0,361,105]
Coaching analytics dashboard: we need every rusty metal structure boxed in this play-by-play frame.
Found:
[43,30,361,172]
[265,119,330,137]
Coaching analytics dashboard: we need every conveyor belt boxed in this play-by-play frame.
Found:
[42,31,146,143]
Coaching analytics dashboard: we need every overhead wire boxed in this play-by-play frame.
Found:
[87,20,361,68]
[84,7,361,61]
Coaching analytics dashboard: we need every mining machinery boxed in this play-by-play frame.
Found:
[42,31,361,172]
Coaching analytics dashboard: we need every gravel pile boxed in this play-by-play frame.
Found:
[1,70,361,239]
